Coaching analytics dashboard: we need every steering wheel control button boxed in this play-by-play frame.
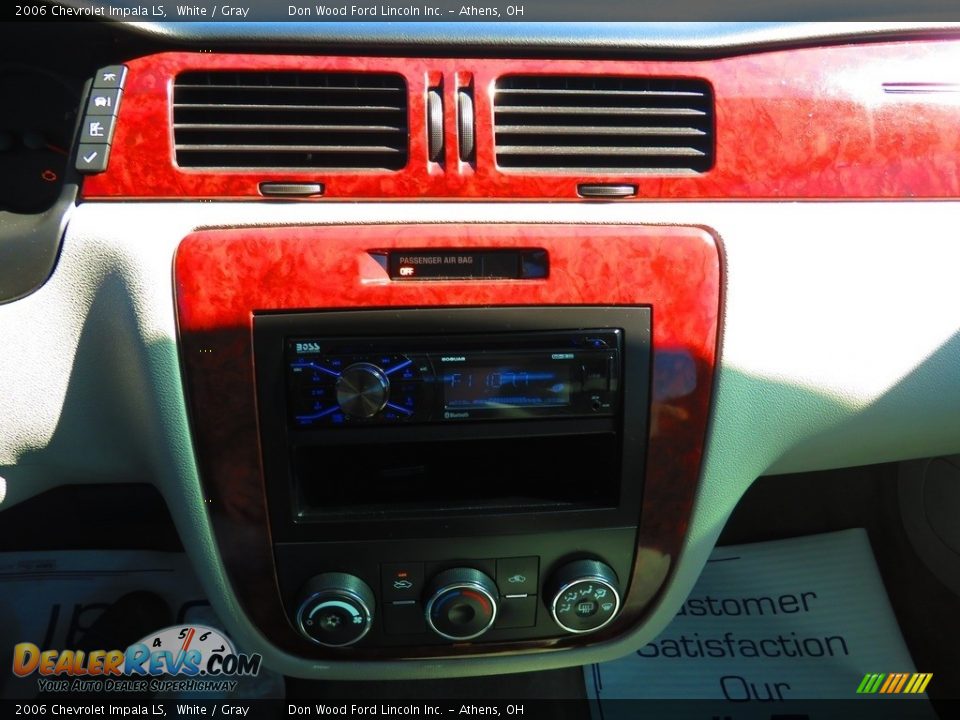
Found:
[425,568,498,641]
[381,562,424,602]
[335,362,390,419]
[92,66,128,90]
[295,573,375,647]
[496,556,539,596]
[548,559,621,634]
[494,595,537,629]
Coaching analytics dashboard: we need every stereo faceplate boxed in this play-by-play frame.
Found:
[286,329,621,428]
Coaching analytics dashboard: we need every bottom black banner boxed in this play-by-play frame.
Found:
[0,699,953,720]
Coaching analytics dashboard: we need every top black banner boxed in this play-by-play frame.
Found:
[18,0,960,22]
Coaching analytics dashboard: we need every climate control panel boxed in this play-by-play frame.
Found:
[296,558,620,647]
[280,531,631,649]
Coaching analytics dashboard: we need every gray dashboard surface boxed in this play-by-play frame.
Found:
[1,202,959,678]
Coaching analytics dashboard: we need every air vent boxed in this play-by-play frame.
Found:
[173,71,408,170]
[494,76,714,173]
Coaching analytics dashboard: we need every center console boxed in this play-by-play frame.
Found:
[173,223,721,659]
[253,307,650,648]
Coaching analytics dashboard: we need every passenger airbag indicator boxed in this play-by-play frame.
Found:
[380,249,548,280]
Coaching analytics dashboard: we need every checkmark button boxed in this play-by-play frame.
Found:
[75,143,110,174]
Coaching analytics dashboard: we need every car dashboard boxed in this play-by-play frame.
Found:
[2,17,960,684]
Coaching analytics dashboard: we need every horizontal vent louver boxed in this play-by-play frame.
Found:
[494,76,714,173]
[173,71,408,170]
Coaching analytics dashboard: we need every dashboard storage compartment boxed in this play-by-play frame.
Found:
[293,431,621,518]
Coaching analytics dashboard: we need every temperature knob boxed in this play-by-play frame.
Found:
[335,363,390,419]
[295,573,375,647]
[425,568,498,641]
[547,559,621,634]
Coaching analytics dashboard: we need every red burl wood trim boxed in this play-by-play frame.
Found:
[86,40,960,200]
[175,224,720,658]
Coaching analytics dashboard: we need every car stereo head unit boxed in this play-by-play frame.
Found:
[253,307,650,541]
[286,329,621,428]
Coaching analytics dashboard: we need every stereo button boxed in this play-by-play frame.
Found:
[582,361,610,392]
[293,394,333,417]
[396,366,419,382]
[380,355,420,382]
[389,382,420,419]
[322,357,346,373]
[289,358,343,384]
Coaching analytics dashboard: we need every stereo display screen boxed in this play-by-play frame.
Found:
[442,364,573,410]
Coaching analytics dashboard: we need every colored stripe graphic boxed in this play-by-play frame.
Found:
[879,674,897,694]
[904,674,921,694]
[857,672,932,694]
[892,674,909,693]
[858,673,885,694]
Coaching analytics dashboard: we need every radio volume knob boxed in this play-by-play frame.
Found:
[335,363,390,419]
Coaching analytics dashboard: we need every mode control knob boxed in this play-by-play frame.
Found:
[295,573,375,647]
[424,568,498,641]
[335,362,390,419]
[547,559,621,634]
